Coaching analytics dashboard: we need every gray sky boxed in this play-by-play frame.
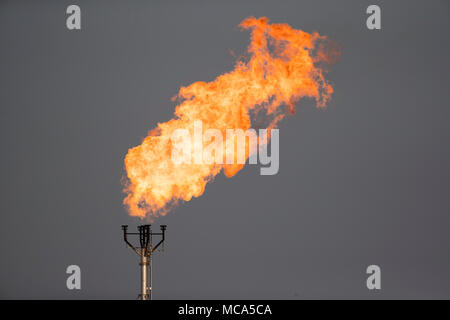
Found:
[1,0,449,299]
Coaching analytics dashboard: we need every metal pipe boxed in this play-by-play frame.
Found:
[123,224,165,300]
[149,249,153,300]
[140,248,148,300]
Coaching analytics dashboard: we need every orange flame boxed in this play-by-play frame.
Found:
[123,17,340,219]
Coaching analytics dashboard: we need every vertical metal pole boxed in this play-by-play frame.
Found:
[140,248,148,300]
[149,247,153,300]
